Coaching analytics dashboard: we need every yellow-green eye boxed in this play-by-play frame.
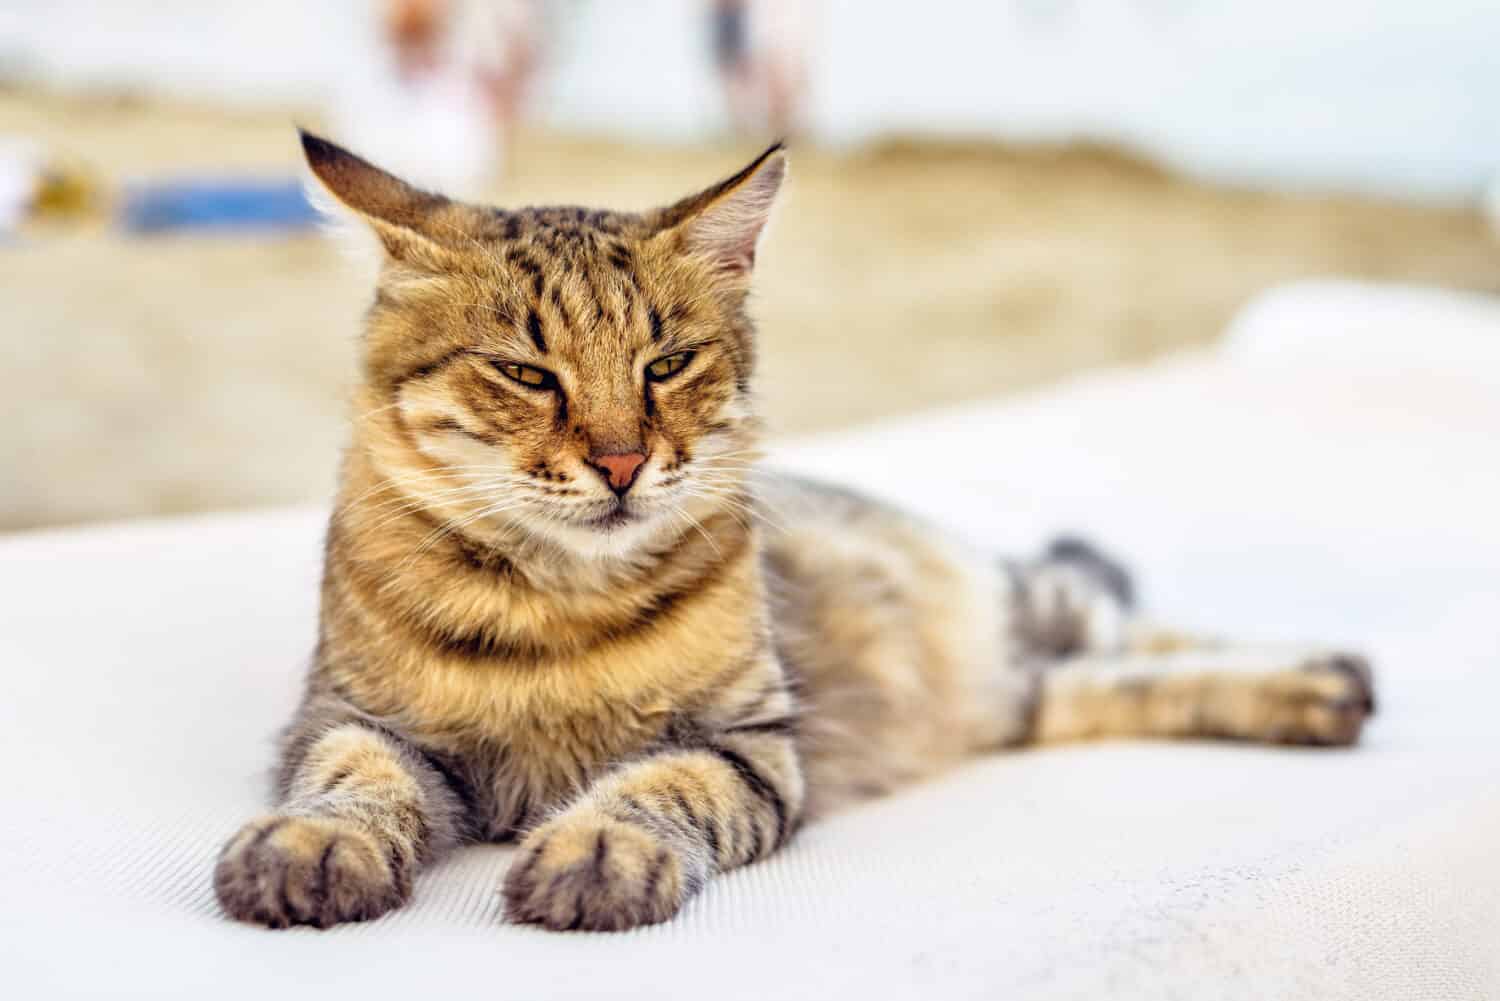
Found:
[495,362,556,389]
[646,351,694,381]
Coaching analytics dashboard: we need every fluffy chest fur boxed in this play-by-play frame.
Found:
[310,463,771,833]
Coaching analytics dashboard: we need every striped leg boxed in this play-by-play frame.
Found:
[503,728,804,932]
[214,723,466,929]
[1031,646,1377,747]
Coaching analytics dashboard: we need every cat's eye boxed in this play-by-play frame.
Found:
[494,362,557,389]
[646,351,694,382]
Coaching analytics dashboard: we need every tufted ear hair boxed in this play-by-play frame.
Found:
[299,129,473,268]
[652,142,787,278]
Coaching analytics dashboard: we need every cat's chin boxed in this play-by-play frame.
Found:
[525,502,671,560]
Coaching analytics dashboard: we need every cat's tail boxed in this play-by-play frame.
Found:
[1008,535,1136,660]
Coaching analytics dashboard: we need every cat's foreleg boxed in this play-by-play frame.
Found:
[503,724,804,931]
[214,723,467,928]
[1028,646,1376,746]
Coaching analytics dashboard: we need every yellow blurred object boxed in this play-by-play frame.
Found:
[31,158,105,221]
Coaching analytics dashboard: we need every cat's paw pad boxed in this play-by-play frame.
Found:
[503,813,689,932]
[1266,652,1376,746]
[214,815,408,929]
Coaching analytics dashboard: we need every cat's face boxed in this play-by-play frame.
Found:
[305,134,784,557]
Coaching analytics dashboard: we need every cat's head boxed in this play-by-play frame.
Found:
[303,132,784,559]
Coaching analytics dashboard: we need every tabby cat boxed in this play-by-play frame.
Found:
[213,133,1375,932]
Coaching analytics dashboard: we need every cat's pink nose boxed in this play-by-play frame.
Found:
[589,451,647,494]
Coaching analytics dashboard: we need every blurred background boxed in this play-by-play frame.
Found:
[2,0,1498,533]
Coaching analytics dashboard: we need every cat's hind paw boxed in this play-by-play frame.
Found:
[1262,652,1376,747]
[214,814,409,929]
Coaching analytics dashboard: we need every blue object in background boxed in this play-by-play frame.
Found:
[120,179,320,234]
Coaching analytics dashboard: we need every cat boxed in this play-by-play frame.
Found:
[213,132,1376,932]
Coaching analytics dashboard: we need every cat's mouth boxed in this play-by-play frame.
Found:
[581,501,639,531]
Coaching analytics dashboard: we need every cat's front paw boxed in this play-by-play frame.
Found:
[503,812,694,932]
[1267,653,1376,746]
[214,815,409,929]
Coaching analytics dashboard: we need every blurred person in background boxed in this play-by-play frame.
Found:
[711,0,812,139]
[333,0,541,195]
[388,0,540,128]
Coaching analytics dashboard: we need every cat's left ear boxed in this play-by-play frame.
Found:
[299,129,464,269]
[653,143,787,278]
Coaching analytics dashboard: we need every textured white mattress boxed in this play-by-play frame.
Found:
[3,281,1497,999]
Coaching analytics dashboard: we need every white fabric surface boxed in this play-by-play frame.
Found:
[2,281,1498,999]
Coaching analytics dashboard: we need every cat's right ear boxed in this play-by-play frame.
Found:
[299,130,457,269]
[651,142,787,282]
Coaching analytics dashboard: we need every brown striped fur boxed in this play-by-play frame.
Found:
[213,134,1375,932]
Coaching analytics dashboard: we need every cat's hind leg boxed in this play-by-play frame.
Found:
[1006,538,1374,746]
[214,720,469,929]
[1028,646,1376,747]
